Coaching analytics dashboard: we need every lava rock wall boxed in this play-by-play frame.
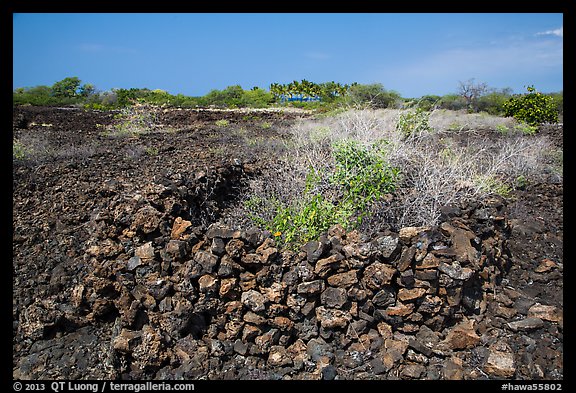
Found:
[74,195,510,379]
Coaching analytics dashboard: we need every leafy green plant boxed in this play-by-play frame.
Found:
[83,102,109,110]
[439,146,457,163]
[503,86,559,126]
[396,109,432,137]
[515,175,529,190]
[437,94,468,111]
[13,76,97,107]
[475,175,513,198]
[513,122,538,135]
[145,146,159,156]
[415,95,441,111]
[496,124,509,134]
[331,140,399,205]
[548,91,563,117]
[270,194,344,245]
[215,119,230,127]
[13,140,29,160]
[255,140,400,248]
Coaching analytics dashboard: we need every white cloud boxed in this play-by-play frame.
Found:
[536,26,563,38]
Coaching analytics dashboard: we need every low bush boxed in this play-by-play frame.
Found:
[245,138,399,247]
[13,140,29,160]
[396,109,433,138]
[503,86,559,126]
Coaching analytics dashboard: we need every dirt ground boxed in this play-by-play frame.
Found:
[12,106,562,380]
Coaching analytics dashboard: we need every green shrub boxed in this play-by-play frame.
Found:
[345,83,401,109]
[242,87,276,108]
[513,122,538,135]
[331,140,399,204]
[51,77,82,98]
[259,140,399,247]
[503,86,559,126]
[437,94,468,111]
[13,77,97,107]
[114,88,142,107]
[548,91,563,116]
[414,95,441,111]
[203,85,244,108]
[145,146,159,156]
[396,109,432,137]
[13,140,29,160]
[476,175,513,198]
[476,88,513,115]
[495,124,509,134]
[13,85,79,106]
[83,102,109,111]
[515,175,529,190]
[270,193,349,245]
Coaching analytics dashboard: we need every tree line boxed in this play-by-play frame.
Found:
[13,76,562,119]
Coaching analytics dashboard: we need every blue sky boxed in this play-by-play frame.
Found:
[13,13,563,98]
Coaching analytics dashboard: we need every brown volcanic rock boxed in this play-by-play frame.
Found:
[361,262,396,290]
[440,319,481,350]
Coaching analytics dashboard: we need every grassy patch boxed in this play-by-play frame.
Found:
[513,122,538,135]
[13,140,30,160]
[104,106,158,137]
[145,146,159,156]
[496,124,510,134]
[475,175,513,198]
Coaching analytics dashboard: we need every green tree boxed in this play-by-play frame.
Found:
[476,87,513,115]
[51,76,82,98]
[114,88,140,107]
[269,83,283,102]
[79,83,96,97]
[242,87,275,107]
[318,81,344,102]
[346,83,401,108]
[437,94,467,111]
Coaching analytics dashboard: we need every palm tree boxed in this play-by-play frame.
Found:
[269,83,282,102]
[290,80,301,101]
[300,79,313,101]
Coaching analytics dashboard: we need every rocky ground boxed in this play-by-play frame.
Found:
[12,106,563,380]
